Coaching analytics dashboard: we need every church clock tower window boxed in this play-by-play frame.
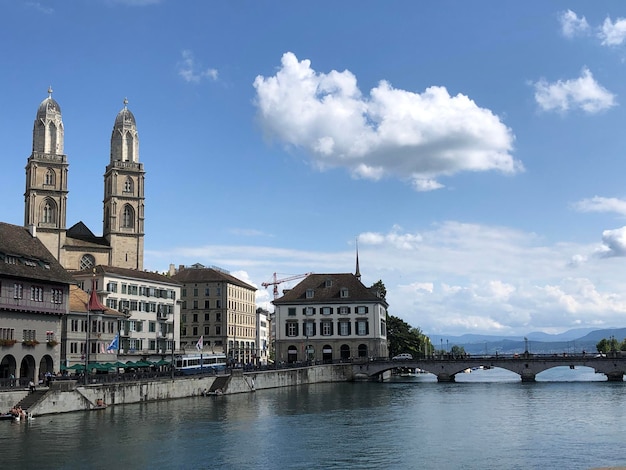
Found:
[80,254,95,270]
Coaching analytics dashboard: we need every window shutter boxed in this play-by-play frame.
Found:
[313,323,317,336]
[302,308,306,315]
[295,323,299,336]
[330,323,334,336]
[366,321,369,335]
[348,322,352,335]
[365,306,369,313]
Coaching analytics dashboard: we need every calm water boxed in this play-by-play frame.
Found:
[2,367,626,470]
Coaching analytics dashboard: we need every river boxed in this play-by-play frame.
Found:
[2,367,625,469]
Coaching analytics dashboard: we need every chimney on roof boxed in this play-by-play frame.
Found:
[168,264,176,276]
[27,224,37,238]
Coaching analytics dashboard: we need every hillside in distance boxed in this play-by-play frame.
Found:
[429,327,626,356]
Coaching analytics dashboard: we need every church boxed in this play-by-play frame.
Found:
[24,89,145,271]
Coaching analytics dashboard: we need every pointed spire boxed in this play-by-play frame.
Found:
[355,238,361,281]
[88,276,107,311]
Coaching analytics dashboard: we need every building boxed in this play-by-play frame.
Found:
[62,285,125,369]
[24,89,145,272]
[0,222,76,382]
[72,265,181,362]
[256,307,270,366]
[171,264,257,365]
[273,272,389,363]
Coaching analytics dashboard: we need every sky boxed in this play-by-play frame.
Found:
[4,1,626,339]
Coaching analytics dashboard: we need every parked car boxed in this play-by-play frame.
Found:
[392,353,413,360]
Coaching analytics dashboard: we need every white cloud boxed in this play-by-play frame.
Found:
[599,16,626,46]
[573,196,626,216]
[596,226,626,258]
[559,10,590,38]
[534,68,616,114]
[178,50,219,83]
[25,2,54,14]
[253,52,520,192]
[147,221,626,336]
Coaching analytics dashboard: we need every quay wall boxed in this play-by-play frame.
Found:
[17,364,355,416]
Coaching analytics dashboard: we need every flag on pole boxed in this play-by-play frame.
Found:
[196,336,204,351]
[106,333,119,353]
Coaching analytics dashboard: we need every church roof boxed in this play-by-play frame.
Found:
[66,222,110,247]
[36,88,62,120]
[0,222,75,285]
[74,265,181,286]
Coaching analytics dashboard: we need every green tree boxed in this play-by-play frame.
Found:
[387,314,431,358]
[596,337,620,354]
[371,280,386,300]
[450,345,466,357]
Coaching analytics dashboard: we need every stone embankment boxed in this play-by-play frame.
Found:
[0,364,354,417]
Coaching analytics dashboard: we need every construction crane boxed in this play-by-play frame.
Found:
[262,272,312,300]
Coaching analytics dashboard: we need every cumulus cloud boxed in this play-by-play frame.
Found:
[573,196,626,216]
[253,52,519,191]
[178,50,218,83]
[534,68,616,114]
[599,15,626,46]
[559,10,590,38]
[359,225,423,250]
[596,226,626,258]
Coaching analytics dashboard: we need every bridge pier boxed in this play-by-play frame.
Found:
[605,372,624,382]
[436,373,455,382]
[520,371,536,383]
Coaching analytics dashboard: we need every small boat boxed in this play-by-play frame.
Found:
[0,413,20,421]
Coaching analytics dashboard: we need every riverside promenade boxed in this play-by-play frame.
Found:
[0,363,354,417]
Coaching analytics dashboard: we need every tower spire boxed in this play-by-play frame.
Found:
[355,238,361,281]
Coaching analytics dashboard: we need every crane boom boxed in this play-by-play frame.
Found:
[262,272,312,300]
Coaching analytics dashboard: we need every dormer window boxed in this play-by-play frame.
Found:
[340,288,349,298]
[306,289,314,299]
[325,279,333,288]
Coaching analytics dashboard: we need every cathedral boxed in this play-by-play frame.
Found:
[23,89,145,271]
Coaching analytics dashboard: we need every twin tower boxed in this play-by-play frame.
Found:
[24,89,145,272]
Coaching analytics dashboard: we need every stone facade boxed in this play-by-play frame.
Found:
[23,90,145,272]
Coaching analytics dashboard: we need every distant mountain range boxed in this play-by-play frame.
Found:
[429,327,626,355]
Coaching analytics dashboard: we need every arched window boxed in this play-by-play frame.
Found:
[44,168,55,186]
[122,205,134,229]
[41,199,56,224]
[124,177,133,194]
[80,254,95,270]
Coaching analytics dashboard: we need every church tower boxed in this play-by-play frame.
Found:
[24,87,68,263]
[103,98,145,270]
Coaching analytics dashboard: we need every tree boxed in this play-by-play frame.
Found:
[371,280,386,300]
[387,314,431,358]
[450,345,466,357]
[596,337,620,354]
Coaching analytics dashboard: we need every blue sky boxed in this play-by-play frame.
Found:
[4,1,626,338]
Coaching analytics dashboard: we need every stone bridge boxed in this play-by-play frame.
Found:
[351,353,626,382]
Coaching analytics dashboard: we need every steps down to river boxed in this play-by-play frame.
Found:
[209,375,230,393]
[14,389,48,412]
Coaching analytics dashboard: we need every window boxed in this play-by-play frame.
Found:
[193,288,198,297]
[304,307,315,316]
[107,282,118,293]
[356,320,369,336]
[129,285,138,295]
[286,322,298,337]
[182,288,187,297]
[149,322,156,333]
[45,168,55,186]
[80,254,95,270]
[31,286,44,302]
[204,326,210,334]
[304,322,315,337]
[306,289,314,299]
[339,321,351,336]
[216,313,221,322]
[204,313,210,321]
[215,325,221,335]
[14,283,23,300]
[380,320,386,336]
[339,306,350,315]
[321,307,332,315]
[340,288,349,298]
[124,177,134,194]
[122,205,134,229]
[51,288,63,304]
[288,308,296,316]
[325,279,333,287]
[322,321,333,336]
[192,313,198,322]
[22,329,36,341]
[204,300,210,309]
[193,300,198,309]
[42,200,55,224]
[192,326,198,336]
[216,300,221,308]
[122,284,128,294]
[204,287,210,296]
[356,306,368,314]
[216,287,221,296]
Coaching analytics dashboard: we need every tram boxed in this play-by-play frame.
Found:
[174,353,227,375]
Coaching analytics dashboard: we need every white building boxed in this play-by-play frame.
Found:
[273,272,389,363]
[73,265,181,361]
